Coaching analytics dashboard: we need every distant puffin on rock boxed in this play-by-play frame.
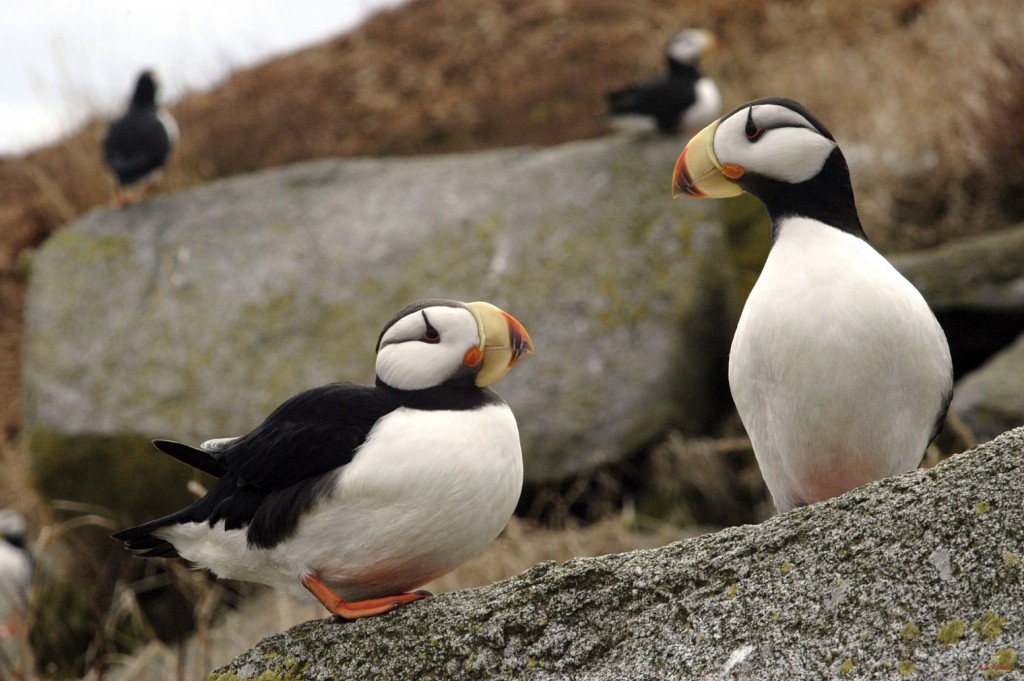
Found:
[114,299,534,619]
[672,97,953,514]
[0,510,31,642]
[606,28,721,135]
[102,70,178,206]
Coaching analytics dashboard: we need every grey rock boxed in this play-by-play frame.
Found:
[891,223,1024,310]
[23,135,726,486]
[211,426,1024,680]
[951,332,1024,442]
[891,223,1024,373]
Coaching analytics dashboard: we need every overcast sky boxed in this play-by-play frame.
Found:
[1,0,404,155]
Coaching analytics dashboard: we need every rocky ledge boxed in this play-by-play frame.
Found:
[212,427,1024,680]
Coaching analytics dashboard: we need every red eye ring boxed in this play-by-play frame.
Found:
[744,107,764,141]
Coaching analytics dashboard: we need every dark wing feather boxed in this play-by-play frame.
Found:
[606,76,698,133]
[114,382,400,554]
[152,439,226,477]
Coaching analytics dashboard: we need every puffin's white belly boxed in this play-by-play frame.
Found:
[0,541,31,625]
[158,404,523,602]
[729,217,951,512]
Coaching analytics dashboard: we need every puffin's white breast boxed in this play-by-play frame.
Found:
[729,217,951,511]
[0,541,32,625]
[683,77,722,130]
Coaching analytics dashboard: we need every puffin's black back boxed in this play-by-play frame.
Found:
[102,72,172,186]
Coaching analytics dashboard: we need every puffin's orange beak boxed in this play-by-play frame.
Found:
[672,119,745,199]
[463,302,535,387]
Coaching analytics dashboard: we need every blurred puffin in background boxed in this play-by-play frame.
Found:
[0,509,32,641]
[606,28,721,135]
[102,70,178,207]
[115,299,534,619]
[672,97,952,514]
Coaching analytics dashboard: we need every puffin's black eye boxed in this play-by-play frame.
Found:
[745,107,765,141]
[421,312,441,344]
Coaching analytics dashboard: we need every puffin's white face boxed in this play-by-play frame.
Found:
[673,98,838,198]
[666,29,716,66]
[375,301,533,391]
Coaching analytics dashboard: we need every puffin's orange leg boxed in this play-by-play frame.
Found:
[301,572,431,619]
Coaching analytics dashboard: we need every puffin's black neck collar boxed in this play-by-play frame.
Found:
[374,380,502,410]
[741,148,867,244]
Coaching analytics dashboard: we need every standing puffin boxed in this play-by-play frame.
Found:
[672,97,952,513]
[606,29,721,134]
[0,510,32,641]
[102,70,178,206]
[114,300,534,618]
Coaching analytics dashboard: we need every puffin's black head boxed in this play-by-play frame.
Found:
[131,70,160,109]
[374,299,534,391]
[672,97,864,239]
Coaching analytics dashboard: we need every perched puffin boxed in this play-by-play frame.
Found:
[0,510,31,640]
[102,70,178,206]
[672,97,953,513]
[606,28,721,134]
[114,300,534,618]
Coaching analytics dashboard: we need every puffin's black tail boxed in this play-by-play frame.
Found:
[153,439,226,477]
[113,513,188,558]
[112,439,225,558]
[606,86,644,115]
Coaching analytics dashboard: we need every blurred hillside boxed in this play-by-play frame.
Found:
[1,0,1022,436]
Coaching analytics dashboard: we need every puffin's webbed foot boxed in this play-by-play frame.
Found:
[302,573,431,619]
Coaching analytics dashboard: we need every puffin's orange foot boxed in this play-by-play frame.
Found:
[302,573,431,619]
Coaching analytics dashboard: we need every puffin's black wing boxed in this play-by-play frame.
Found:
[115,382,402,553]
[152,439,226,477]
[606,76,698,134]
[102,113,172,186]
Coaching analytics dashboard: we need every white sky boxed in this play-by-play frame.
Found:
[0,0,404,155]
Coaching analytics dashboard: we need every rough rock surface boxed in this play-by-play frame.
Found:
[23,135,725,489]
[211,427,1024,681]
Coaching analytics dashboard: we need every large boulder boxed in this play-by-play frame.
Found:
[891,223,1024,373]
[23,135,727,495]
[950,332,1024,442]
[211,426,1024,680]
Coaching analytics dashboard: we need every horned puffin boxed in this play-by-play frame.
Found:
[606,28,721,134]
[672,97,953,513]
[114,299,534,619]
[102,70,178,206]
[0,510,32,640]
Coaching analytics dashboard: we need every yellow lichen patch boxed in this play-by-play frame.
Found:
[898,660,915,676]
[937,619,966,647]
[724,584,738,600]
[838,659,854,675]
[982,648,1018,679]
[780,561,793,574]
[900,622,920,642]
[974,500,992,515]
[972,612,1006,642]
[1004,552,1021,567]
